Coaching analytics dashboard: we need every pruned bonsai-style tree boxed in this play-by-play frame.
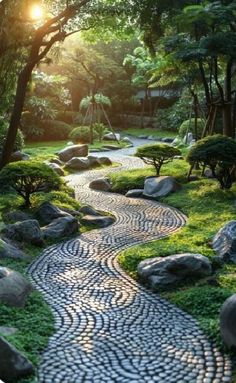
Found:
[0,161,61,207]
[187,135,236,189]
[135,143,181,176]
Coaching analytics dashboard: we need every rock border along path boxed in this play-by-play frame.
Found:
[29,155,231,383]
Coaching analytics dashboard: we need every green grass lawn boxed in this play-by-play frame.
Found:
[109,159,236,349]
[0,187,84,382]
[124,128,177,139]
[25,139,128,161]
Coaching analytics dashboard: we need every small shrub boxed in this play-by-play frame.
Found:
[93,123,109,142]
[0,117,24,152]
[21,111,44,140]
[135,143,181,175]
[69,126,99,144]
[0,161,61,207]
[179,118,205,139]
[40,120,73,141]
[187,134,236,189]
[21,115,72,141]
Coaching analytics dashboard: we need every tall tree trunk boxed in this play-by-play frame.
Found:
[223,103,232,137]
[223,59,233,137]
[198,59,211,109]
[0,64,34,169]
[232,91,236,139]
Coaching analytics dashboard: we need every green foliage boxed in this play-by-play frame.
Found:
[56,111,83,124]
[112,159,236,347]
[69,126,98,144]
[187,134,236,165]
[0,161,61,207]
[20,111,43,140]
[179,118,205,139]
[135,143,181,175]
[27,96,57,121]
[40,120,73,141]
[164,286,232,345]
[187,135,236,189]
[80,94,111,109]
[0,117,24,152]
[155,97,190,132]
[0,291,54,367]
[31,190,80,212]
[93,122,109,142]
[110,158,189,193]
[124,128,177,139]
[21,114,72,141]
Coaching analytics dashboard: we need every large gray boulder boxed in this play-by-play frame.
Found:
[89,178,111,192]
[65,157,90,170]
[49,158,63,166]
[183,132,194,145]
[81,215,115,228]
[143,176,180,199]
[2,210,31,224]
[212,221,236,263]
[10,151,30,162]
[125,189,144,198]
[103,132,120,141]
[46,162,64,176]
[79,205,102,216]
[87,155,101,167]
[58,144,88,162]
[220,294,236,348]
[98,157,112,166]
[1,220,43,246]
[162,137,174,143]
[42,216,79,240]
[0,267,32,307]
[137,253,212,291]
[0,336,34,382]
[121,136,133,146]
[0,238,25,259]
[36,202,72,225]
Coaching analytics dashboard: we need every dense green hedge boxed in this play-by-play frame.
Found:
[187,134,236,189]
[179,118,205,139]
[0,117,24,152]
[69,126,99,144]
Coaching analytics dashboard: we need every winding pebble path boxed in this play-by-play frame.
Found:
[29,152,232,383]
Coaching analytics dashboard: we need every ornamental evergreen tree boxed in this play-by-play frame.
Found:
[136,143,181,176]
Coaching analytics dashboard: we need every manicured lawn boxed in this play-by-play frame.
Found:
[109,159,236,348]
[124,128,177,139]
[25,139,128,161]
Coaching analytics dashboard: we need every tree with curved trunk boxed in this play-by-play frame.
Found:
[0,1,91,169]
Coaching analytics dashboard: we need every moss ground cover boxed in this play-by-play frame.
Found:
[25,139,128,161]
[124,128,177,139]
[0,187,83,382]
[109,159,236,348]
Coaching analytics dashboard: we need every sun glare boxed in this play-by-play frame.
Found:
[30,4,44,20]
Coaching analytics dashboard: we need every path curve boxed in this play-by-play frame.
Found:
[29,155,231,383]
